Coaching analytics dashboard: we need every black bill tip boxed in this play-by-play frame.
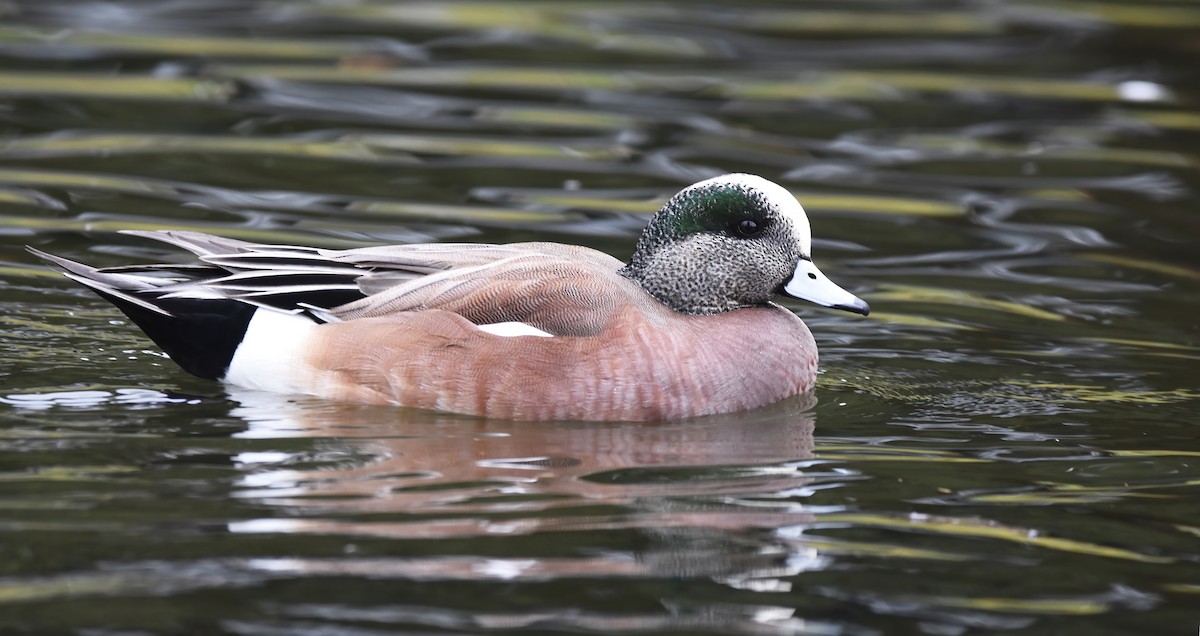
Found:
[832,298,870,316]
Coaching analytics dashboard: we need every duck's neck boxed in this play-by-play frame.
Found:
[619,257,742,317]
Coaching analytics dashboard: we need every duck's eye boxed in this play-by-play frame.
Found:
[733,219,761,237]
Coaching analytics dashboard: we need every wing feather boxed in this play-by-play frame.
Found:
[41,232,630,335]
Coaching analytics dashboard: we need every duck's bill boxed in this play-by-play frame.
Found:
[782,258,870,316]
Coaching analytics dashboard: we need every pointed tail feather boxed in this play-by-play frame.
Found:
[28,246,256,380]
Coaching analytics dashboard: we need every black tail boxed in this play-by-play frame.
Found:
[94,288,255,380]
[29,247,255,380]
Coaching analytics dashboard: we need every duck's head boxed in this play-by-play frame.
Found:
[620,173,869,317]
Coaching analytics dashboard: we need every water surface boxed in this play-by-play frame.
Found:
[1,1,1199,634]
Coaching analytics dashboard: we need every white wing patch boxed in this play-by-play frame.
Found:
[476,321,554,338]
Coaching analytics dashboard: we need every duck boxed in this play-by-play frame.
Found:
[28,173,868,421]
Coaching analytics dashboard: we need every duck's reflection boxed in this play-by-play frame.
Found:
[224,390,831,631]
[226,389,827,610]
[227,388,817,517]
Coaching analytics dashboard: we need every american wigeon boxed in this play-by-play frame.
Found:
[29,173,868,421]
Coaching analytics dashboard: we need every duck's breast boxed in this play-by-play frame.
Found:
[293,305,816,421]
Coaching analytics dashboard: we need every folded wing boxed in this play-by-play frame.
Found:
[90,231,627,336]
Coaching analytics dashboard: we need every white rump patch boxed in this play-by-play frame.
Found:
[476,321,553,338]
[225,309,318,393]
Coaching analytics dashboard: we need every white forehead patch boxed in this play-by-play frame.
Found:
[683,173,812,255]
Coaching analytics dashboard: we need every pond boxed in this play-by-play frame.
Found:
[1,1,1198,634]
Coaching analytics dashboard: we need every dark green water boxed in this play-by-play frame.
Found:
[1,1,1199,634]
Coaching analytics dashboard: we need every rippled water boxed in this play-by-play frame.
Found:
[1,1,1199,634]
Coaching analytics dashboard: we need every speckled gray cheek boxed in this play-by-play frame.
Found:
[624,232,798,315]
